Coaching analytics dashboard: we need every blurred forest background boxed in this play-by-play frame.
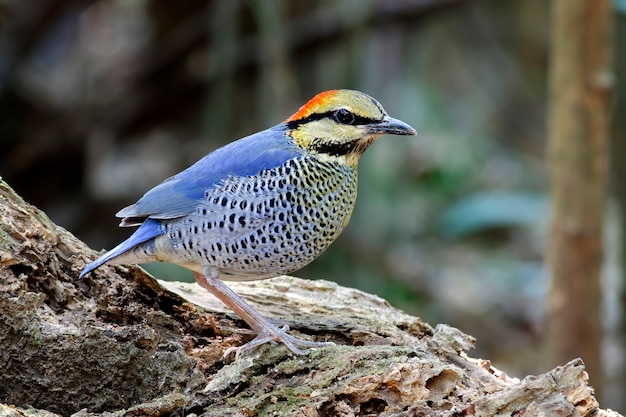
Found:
[0,0,624,412]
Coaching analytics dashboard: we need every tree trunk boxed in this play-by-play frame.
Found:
[0,177,620,416]
[546,0,611,398]
[609,7,626,413]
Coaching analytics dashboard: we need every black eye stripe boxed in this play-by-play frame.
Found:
[286,109,380,129]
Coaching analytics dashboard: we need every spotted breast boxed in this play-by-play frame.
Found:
[152,156,358,281]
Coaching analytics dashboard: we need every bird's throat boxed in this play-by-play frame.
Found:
[308,136,378,167]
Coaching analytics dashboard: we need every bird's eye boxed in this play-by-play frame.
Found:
[334,109,356,125]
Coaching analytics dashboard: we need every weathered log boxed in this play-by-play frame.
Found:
[0,177,620,417]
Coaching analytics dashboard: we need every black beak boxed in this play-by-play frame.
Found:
[368,116,417,136]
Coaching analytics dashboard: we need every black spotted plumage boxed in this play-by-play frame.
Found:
[152,157,358,281]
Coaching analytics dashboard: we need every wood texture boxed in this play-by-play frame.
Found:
[0,177,620,416]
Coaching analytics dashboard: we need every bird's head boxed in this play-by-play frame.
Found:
[285,90,417,166]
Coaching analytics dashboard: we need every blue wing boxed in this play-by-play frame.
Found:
[81,125,302,277]
[117,124,304,224]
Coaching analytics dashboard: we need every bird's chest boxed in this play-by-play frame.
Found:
[282,158,358,240]
[162,157,358,278]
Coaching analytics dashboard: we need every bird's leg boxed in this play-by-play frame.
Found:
[193,266,332,358]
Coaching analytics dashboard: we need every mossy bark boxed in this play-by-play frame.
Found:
[0,177,619,417]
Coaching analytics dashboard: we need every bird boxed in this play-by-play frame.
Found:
[80,89,416,357]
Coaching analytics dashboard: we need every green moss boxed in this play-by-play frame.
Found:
[28,323,44,347]
[206,345,422,415]
[0,228,11,252]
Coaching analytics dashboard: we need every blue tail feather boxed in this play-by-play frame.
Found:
[80,218,164,278]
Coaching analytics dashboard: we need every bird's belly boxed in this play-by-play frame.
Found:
[155,158,358,281]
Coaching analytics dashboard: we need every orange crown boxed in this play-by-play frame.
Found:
[285,90,339,122]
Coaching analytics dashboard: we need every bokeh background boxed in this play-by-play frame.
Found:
[1,0,623,412]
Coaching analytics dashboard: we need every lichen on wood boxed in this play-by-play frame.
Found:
[0,177,620,416]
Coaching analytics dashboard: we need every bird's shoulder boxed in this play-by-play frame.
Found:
[117,125,306,224]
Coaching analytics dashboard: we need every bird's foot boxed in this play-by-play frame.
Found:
[224,325,333,360]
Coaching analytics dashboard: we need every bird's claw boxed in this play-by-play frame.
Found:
[223,325,333,360]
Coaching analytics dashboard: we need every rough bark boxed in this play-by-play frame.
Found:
[546,0,611,394]
[0,177,620,416]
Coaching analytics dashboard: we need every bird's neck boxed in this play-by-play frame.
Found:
[289,130,379,168]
